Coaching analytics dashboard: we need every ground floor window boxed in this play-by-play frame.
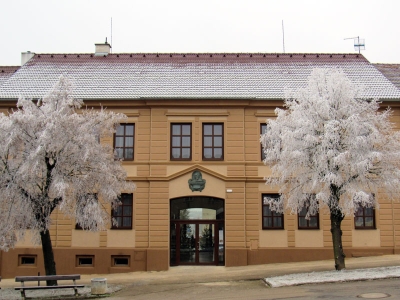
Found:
[355,207,375,229]
[262,194,284,229]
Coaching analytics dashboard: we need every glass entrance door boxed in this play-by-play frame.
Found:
[170,196,225,266]
[179,223,196,263]
[170,220,223,265]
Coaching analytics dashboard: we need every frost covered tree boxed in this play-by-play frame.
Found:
[0,76,135,283]
[261,68,400,270]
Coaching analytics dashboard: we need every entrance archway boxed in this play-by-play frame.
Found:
[170,197,224,266]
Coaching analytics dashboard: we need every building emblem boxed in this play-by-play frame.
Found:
[188,170,206,192]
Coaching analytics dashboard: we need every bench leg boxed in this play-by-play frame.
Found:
[19,288,26,300]
[74,286,79,296]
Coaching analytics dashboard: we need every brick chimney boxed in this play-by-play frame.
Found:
[95,38,111,56]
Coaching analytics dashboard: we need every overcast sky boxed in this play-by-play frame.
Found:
[1,0,399,66]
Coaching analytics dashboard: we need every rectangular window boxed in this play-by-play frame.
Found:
[112,256,130,267]
[298,206,319,229]
[262,194,284,229]
[112,193,133,229]
[76,255,94,267]
[203,123,224,160]
[114,124,135,161]
[261,124,267,161]
[19,255,37,266]
[171,123,192,160]
[355,207,375,229]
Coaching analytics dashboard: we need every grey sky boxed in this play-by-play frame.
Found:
[1,0,399,66]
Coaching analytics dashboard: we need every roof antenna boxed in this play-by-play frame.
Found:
[344,36,365,54]
[282,20,285,53]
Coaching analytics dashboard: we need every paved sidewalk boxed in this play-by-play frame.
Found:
[0,255,400,299]
[2,254,400,289]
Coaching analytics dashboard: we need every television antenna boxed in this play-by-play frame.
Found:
[344,36,365,54]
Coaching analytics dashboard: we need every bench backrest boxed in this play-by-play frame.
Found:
[15,274,81,282]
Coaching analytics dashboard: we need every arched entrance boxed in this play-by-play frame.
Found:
[170,196,224,266]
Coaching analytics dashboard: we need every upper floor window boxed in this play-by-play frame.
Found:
[114,124,134,161]
[355,207,375,229]
[261,124,267,161]
[112,193,133,229]
[171,123,192,160]
[203,123,224,160]
[298,206,319,229]
[262,194,284,229]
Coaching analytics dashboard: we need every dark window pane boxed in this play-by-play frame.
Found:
[263,206,271,216]
[182,125,191,135]
[182,148,190,158]
[355,207,363,216]
[116,137,124,147]
[125,137,134,147]
[309,217,318,228]
[116,126,124,135]
[172,137,181,147]
[182,137,190,147]
[365,207,374,216]
[204,125,212,135]
[123,217,132,227]
[172,148,181,158]
[123,206,132,215]
[355,217,364,227]
[116,148,123,158]
[365,217,374,227]
[263,217,272,228]
[214,137,222,147]
[125,125,134,136]
[125,149,133,159]
[274,217,282,227]
[204,148,212,158]
[172,125,181,135]
[214,125,222,135]
[204,136,212,147]
[299,217,307,227]
[214,148,222,158]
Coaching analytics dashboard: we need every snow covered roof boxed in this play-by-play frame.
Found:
[0,53,399,100]
[373,64,400,89]
[0,66,20,88]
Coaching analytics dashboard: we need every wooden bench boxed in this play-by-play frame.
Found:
[15,274,84,299]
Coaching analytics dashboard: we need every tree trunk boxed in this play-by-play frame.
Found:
[40,229,57,286]
[330,209,345,270]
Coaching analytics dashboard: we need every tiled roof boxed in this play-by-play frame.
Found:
[373,64,400,89]
[0,66,20,88]
[0,53,399,100]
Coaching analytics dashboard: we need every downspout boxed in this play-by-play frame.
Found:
[243,107,247,249]
[148,106,152,249]
[392,199,396,254]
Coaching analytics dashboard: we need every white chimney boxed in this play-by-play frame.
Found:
[95,38,111,56]
[21,51,35,65]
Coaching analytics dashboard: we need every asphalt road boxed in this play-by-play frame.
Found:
[107,278,400,300]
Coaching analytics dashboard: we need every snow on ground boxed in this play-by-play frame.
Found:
[264,266,400,287]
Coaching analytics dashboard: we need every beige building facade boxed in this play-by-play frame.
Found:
[1,48,400,278]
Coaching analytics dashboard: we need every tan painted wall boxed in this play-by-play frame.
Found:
[71,230,100,247]
[259,230,288,247]
[2,100,400,276]
[15,231,38,248]
[295,230,324,248]
[352,229,381,247]
[107,230,136,248]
